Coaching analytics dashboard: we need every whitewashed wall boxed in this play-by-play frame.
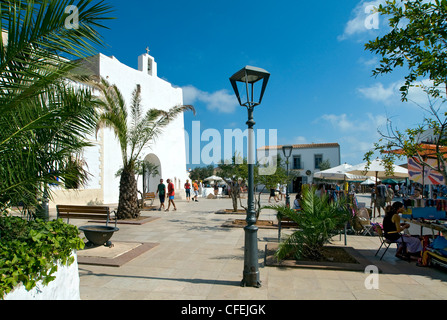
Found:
[98,53,188,203]
[4,252,80,300]
[51,52,189,206]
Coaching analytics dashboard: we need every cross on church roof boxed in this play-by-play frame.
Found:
[146,46,150,54]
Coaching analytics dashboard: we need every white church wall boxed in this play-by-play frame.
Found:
[50,51,189,207]
[99,53,188,204]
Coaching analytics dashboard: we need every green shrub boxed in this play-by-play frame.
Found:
[0,214,85,299]
[264,185,351,261]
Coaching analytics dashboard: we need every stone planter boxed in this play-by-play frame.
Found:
[4,251,80,300]
[79,225,119,247]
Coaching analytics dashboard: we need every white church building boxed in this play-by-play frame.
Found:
[50,50,189,207]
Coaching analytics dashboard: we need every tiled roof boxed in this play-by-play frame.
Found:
[258,143,340,150]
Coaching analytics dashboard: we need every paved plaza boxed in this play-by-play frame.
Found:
[64,194,447,300]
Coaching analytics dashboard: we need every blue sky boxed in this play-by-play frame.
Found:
[97,0,439,169]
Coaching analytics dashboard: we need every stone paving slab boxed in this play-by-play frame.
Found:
[74,194,447,300]
[77,242,159,267]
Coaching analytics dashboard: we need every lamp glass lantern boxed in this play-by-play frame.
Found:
[230,66,270,108]
[282,145,293,159]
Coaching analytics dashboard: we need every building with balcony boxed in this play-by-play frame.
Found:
[258,143,341,192]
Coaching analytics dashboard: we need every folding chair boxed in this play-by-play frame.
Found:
[358,208,374,236]
[375,225,405,260]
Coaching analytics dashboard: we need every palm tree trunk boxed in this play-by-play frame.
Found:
[117,166,140,220]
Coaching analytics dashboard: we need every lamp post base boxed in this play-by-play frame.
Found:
[241,276,262,288]
[241,224,261,288]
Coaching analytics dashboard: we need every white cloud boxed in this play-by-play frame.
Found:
[338,0,385,41]
[182,85,239,114]
[357,79,443,107]
[357,82,397,104]
[315,112,387,164]
[318,113,387,133]
[340,135,377,164]
[367,113,388,129]
[320,114,353,132]
[340,0,440,41]
[307,112,391,164]
[358,57,379,67]
[294,136,308,144]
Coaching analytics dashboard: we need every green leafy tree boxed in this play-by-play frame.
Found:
[255,155,293,218]
[218,154,248,212]
[364,0,447,178]
[365,0,447,101]
[218,154,292,217]
[318,159,331,171]
[189,165,215,182]
[0,0,113,213]
[95,79,194,219]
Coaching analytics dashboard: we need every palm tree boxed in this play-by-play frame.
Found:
[0,0,113,214]
[116,160,160,208]
[95,79,195,219]
[264,185,351,261]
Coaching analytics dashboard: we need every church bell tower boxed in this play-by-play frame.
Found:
[138,47,157,77]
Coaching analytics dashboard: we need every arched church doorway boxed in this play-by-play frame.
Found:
[142,154,162,194]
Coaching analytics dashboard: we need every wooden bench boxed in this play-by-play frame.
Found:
[277,214,299,241]
[143,192,156,207]
[56,205,117,227]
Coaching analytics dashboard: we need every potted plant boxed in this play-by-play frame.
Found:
[264,185,351,262]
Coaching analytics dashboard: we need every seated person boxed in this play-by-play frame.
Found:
[383,201,423,258]
[293,193,302,211]
[410,188,423,200]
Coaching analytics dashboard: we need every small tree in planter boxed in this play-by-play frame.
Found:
[218,154,248,213]
[264,185,351,261]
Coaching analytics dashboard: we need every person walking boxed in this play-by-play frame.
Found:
[281,184,287,201]
[375,181,387,217]
[269,188,278,203]
[156,179,166,211]
[184,179,191,202]
[386,185,395,206]
[166,179,177,211]
[395,184,400,197]
[193,180,199,202]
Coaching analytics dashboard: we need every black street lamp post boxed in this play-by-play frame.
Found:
[282,145,293,208]
[230,66,270,288]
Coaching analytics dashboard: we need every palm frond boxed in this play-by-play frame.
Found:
[0,0,113,110]
[0,0,113,210]
[263,186,351,261]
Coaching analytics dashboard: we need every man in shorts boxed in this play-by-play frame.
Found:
[193,180,199,202]
[166,178,177,211]
[156,179,166,211]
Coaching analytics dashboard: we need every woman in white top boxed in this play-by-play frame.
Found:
[281,184,287,200]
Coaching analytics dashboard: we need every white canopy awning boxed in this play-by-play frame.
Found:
[347,159,408,179]
[314,163,368,181]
